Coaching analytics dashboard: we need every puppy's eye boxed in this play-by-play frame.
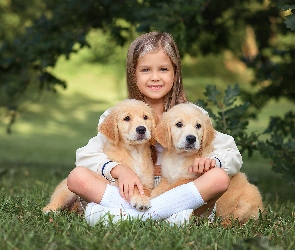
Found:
[123,116,130,121]
[196,123,201,129]
[143,115,148,120]
[176,122,183,128]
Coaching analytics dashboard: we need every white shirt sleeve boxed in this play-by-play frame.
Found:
[208,131,243,177]
[75,108,119,180]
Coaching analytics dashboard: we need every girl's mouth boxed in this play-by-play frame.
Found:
[148,85,162,90]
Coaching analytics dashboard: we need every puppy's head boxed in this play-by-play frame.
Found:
[155,103,215,155]
[99,99,158,147]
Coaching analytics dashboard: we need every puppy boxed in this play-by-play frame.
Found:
[215,172,264,226]
[43,99,157,213]
[42,178,79,213]
[151,102,215,197]
[99,99,157,211]
[151,102,263,225]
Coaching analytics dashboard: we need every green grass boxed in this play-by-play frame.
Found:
[1,39,295,249]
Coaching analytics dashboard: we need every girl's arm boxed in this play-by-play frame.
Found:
[75,108,118,181]
[208,131,243,177]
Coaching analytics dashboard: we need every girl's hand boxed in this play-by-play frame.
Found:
[189,158,216,175]
[113,164,144,201]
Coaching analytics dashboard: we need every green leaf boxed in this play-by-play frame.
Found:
[203,85,220,107]
[284,13,295,31]
[223,83,240,106]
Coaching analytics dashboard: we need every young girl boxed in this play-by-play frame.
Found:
[67,32,242,226]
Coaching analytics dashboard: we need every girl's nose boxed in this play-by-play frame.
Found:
[151,72,160,82]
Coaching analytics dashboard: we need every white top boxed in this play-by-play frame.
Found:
[75,105,243,179]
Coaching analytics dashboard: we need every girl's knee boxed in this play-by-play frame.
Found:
[193,167,230,200]
[67,166,87,191]
[211,167,230,194]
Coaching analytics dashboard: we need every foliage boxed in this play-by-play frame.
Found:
[196,84,295,183]
[1,0,295,116]
[196,84,259,157]
[282,4,295,30]
[1,0,295,180]
[258,111,295,182]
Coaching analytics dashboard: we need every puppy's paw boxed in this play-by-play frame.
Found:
[130,195,151,212]
[42,204,61,214]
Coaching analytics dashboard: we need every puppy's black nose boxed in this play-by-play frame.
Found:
[186,135,196,144]
[136,126,146,135]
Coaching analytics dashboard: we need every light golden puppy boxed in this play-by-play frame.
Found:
[151,102,215,197]
[43,99,157,213]
[216,172,264,226]
[151,102,263,225]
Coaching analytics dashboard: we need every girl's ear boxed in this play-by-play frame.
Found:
[154,116,172,151]
[201,116,216,151]
[99,112,120,147]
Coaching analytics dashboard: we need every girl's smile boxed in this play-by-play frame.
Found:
[148,85,163,91]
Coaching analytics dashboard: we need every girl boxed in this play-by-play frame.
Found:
[67,32,242,226]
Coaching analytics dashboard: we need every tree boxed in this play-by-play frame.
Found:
[1,0,294,112]
[0,0,294,178]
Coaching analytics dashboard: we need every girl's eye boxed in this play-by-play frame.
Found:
[124,116,130,121]
[176,122,183,128]
[160,67,168,71]
[196,123,201,129]
[141,68,149,72]
[143,115,148,120]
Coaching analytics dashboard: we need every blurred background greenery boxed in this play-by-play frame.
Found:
[0,0,294,200]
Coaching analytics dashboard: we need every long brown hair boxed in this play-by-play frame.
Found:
[126,32,187,111]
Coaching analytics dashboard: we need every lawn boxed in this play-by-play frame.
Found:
[0,41,295,249]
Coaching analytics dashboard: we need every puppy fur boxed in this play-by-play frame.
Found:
[151,102,263,225]
[42,178,79,213]
[151,103,215,197]
[43,99,157,213]
[216,172,264,226]
[99,99,158,211]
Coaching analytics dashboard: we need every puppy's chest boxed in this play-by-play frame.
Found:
[161,153,196,183]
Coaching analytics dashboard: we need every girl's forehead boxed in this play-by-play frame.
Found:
[138,49,172,63]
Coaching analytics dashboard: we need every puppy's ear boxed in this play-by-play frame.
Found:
[99,112,120,147]
[201,117,216,151]
[155,117,172,151]
[150,110,159,146]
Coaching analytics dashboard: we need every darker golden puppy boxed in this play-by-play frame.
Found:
[99,99,158,211]
[43,99,157,213]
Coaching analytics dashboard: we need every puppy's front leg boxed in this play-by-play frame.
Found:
[130,187,151,212]
[150,177,171,198]
[167,178,192,190]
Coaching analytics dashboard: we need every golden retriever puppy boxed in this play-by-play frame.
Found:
[151,103,215,197]
[42,178,79,213]
[216,172,264,226]
[43,99,157,213]
[151,102,263,225]
[99,99,158,211]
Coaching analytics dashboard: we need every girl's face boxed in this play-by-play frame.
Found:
[135,49,174,105]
